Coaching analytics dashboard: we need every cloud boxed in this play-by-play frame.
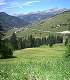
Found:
[0,0,6,5]
[11,0,40,8]
[0,0,5,3]
[4,0,40,10]
[0,0,40,14]
[23,1,40,6]
[0,2,5,5]
[10,1,22,8]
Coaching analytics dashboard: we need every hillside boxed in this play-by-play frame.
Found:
[0,9,69,31]
[30,10,70,32]
[18,8,67,24]
[5,10,70,38]
[0,12,28,31]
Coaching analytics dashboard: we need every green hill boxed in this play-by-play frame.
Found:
[30,10,70,32]
[0,12,29,31]
[5,10,70,38]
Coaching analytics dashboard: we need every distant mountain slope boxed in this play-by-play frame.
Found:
[18,8,68,24]
[0,8,68,31]
[5,10,70,38]
[0,12,28,31]
[30,10,70,32]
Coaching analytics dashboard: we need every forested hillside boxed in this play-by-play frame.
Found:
[5,10,70,39]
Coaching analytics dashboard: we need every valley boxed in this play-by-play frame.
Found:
[4,10,70,39]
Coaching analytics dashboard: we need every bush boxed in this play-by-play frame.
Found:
[0,47,13,59]
[65,38,68,46]
[0,40,13,59]
[65,43,70,57]
[65,37,70,57]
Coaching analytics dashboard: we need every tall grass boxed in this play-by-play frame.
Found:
[0,44,70,80]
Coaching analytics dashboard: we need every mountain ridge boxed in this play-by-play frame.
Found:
[0,12,29,31]
[5,10,70,38]
[0,8,69,31]
[18,8,69,24]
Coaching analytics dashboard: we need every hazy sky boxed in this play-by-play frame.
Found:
[0,0,70,15]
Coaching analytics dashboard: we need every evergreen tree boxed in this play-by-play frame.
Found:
[10,33,18,50]
[0,41,13,59]
[17,38,22,49]
[35,38,41,47]
[0,24,13,59]
[22,38,26,49]
[42,37,47,45]
[47,34,56,47]
[28,35,35,47]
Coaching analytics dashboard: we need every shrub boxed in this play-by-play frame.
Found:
[65,43,70,57]
[0,40,13,59]
[65,37,70,57]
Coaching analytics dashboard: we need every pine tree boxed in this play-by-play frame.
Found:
[28,35,35,47]
[47,33,55,47]
[10,33,18,50]
[0,24,13,59]
[42,37,46,45]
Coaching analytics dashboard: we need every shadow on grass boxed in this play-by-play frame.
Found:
[0,56,17,59]
[65,54,70,58]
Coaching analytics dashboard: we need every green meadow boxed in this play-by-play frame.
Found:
[0,44,70,80]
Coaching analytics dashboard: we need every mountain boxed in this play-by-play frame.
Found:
[18,8,68,24]
[0,8,68,31]
[0,12,28,31]
[5,10,70,38]
[30,10,70,32]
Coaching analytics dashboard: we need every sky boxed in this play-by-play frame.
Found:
[0,0,70,15]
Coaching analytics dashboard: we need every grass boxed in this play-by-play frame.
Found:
[0,44,70,80]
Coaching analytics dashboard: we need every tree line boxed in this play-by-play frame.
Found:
[0,31,63,59]
[9,33,63,50]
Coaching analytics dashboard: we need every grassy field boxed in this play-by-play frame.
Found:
[0,44,70,80]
